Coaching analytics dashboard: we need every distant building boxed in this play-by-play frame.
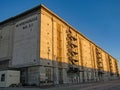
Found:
[0,4,119,86]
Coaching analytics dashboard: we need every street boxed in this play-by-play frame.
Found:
[0,79,120,90]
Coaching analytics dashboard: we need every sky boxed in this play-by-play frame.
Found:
[0,0,120,66]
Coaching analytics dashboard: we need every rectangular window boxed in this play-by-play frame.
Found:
[1,74,5,82]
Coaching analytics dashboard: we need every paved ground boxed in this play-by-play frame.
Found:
[0,79,120,90]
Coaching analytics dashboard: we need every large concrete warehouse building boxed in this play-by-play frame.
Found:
[0,5,119,86]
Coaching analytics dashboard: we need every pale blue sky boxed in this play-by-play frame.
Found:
[0,0,120,66]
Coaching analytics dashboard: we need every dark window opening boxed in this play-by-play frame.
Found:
[0,36,3,39]
[1,74,5,82]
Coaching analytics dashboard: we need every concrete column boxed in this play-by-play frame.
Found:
[53,67,59,84]
[39,66,45,85]
[79,72,83,83]
[93,71,97,82]
[62,68,68,84]
[83,71,88,82]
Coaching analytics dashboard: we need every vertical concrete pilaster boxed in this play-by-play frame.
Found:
[53,67,59,84]
[79,72,83,83]
[62,68,68,83]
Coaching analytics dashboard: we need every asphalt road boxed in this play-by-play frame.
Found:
[0,79,120,90]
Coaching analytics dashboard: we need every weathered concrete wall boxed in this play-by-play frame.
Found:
[12,14,40,67]
[40,9,53,60]
[0,25,13,60]
[81,38,92,68]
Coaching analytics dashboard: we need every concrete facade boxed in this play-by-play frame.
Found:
[0,5,119,86]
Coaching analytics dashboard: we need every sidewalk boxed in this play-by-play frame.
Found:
[0,79,120,90]
[44,79,120,90]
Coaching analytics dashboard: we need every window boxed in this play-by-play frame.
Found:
[1,74,5,82]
